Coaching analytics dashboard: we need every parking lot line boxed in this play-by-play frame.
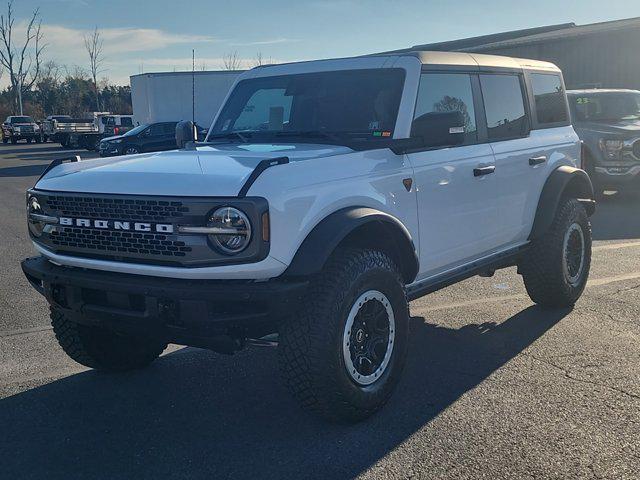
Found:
[593,241,640,252]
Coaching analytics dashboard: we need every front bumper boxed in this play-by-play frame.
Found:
[22,256,307,350]
[99,144,121,157]
[593,165,640,189]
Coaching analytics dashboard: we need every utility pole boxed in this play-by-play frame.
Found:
[192,49,195,126]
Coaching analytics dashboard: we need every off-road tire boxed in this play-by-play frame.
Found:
[279,248,409,423]
[51,308,167,372]
[520,198,592,308]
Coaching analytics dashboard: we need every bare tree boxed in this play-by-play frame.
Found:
[222,51,243,71]
[251,52,275,68]
[84,26,105,111]
[0,1,45,114]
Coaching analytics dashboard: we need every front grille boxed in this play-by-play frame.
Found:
[30,191,269,267]
[19,126,34,133]
[45,196,189,223]
[50,227,192,257]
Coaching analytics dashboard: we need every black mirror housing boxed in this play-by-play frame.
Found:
[175,120,196,149]
[411,110,466,149]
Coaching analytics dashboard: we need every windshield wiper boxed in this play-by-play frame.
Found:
[206,131,251,143]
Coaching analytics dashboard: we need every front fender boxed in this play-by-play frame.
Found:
[284,207,419,283]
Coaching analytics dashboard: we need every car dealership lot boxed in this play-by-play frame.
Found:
[1,143,639,479]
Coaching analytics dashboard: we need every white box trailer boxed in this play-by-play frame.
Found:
[130,70,243,130]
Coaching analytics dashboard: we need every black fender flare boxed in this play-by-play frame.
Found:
[529,166,596,241]
[284,207,419,283]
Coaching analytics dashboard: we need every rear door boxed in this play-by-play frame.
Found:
[406,72,500,279]
[160,122,178,150]
[483,72,574,246]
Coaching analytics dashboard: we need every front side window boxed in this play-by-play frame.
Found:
[480,74,528,140]
[210,69,405,143]
[531,74,568,125]
[413,73,477,146]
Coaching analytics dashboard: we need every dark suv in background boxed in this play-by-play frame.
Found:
[99,121,178,156]
[2,116,41,144]
[568,89,640,195]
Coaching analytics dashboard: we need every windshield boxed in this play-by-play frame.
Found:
[123,124,148,137]
[11,116,33,123]
[569,92,640,122]
[209,69,405,144]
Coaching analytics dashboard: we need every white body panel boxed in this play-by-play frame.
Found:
[131,71,242,128]
[33,52,582,283]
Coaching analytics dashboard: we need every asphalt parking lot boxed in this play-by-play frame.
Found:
[1,142,639,479]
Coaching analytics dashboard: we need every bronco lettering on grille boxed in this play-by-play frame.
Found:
[59,217,174,233]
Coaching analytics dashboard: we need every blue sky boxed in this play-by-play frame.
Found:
[9,0,640,85]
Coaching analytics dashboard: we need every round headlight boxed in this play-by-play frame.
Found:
[27,196,45,237]
[208,207,252,254]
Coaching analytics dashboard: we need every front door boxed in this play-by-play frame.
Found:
[406,72,500,280]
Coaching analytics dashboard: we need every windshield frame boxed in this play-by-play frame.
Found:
[206,67,407,146]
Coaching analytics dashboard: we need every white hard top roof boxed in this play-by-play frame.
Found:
[401,51,561,72]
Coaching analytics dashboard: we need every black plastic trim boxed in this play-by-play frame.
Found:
[407,245,528,301]
[238,156,289,197]
[36,155,80,183]
[284,207,419,283]
[529,166,595,241]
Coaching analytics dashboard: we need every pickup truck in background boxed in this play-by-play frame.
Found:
[2,116,41,144]
[42,113,135,150]
[568,89,640,196]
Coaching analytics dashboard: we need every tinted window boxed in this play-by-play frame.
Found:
[162,122,177,134]
[414,73,477,145]
[212,69,405,142]
[531,74,567,125]
[149,124,165,136]
[480,74,528,140]
[10,116,33,123]
[120,117,133,127]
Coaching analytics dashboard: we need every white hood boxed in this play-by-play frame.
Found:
[35,143,353,196]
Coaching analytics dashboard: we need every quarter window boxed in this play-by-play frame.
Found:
[530,74,568,125]
[413,73,477,146]
[480,74,528,140]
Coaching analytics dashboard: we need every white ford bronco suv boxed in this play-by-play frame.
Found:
[22,51,595,422]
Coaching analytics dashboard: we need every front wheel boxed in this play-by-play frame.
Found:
[123,146,140,155]
[279,248,409,422]
[520,198,592,308]
[51,308,167,372]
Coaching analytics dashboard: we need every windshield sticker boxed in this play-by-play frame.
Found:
[576,97,592,104]
[372,131,392,137]
[368,121,380,130]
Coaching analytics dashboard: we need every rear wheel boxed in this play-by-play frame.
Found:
[51,308,167,372]
[520,198,592,307]
[279,248,409,422]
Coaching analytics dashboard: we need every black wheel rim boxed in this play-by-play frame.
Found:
[563,223,585,286]
[342,290,395,386]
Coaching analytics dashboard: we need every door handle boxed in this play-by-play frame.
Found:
[473,165,496,177]
[529,155,547,166]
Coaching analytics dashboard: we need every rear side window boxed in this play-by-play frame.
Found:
[120,117,133,127]
[413,73,477,146]
[530,74,568,125]
[480,74,528,140]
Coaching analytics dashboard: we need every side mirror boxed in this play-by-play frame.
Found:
[411,110,466,149]
[175,120,196,149]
